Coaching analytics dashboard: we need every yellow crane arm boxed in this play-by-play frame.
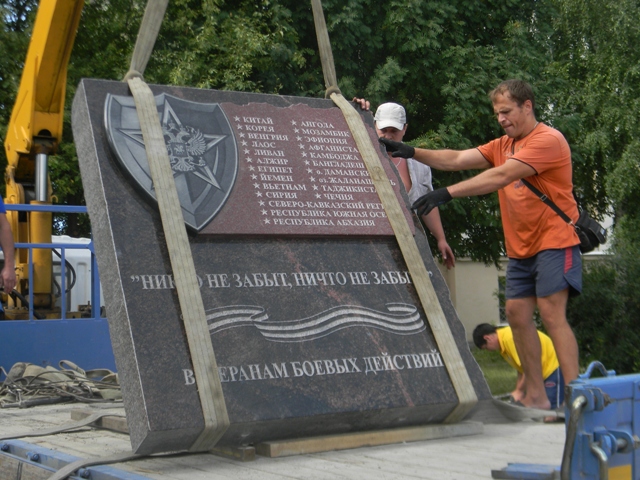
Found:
[3,0,85,313]
[4,0,84,173]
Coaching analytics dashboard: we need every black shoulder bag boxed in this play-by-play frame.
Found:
[521,179,607,254]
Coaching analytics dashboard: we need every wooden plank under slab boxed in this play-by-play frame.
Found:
[71,408,129,433]
[255,421,483,457]
[70,408,481,461]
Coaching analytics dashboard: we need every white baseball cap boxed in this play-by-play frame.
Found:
[374,102,406,130]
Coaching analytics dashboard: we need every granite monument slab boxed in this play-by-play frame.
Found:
[72,78,491,455]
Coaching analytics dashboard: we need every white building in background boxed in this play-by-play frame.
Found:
[437,257,508,343]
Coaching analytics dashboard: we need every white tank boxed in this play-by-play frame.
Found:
[52,235,104,314]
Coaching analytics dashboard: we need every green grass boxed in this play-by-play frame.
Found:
[471,347,518,396]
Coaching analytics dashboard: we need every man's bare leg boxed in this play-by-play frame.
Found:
[506,296,551,409]
[538,288,579,385]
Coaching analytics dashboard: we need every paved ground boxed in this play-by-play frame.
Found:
[0,402,566,479]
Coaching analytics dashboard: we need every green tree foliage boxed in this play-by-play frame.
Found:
[546,0,640,219]
[51,0,145,235]
[553,0,640,372]
[567,259,640,374]
[282,0,560,263]
[0,0,634,263]
[0,0,37,195]
[572,166,640,373]
[149,0,306,93]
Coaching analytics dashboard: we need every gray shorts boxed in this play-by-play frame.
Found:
[506,246,582,299]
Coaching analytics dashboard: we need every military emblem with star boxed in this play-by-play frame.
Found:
[105,93,238,231]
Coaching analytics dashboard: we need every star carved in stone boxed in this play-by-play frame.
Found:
[119,100,226,190]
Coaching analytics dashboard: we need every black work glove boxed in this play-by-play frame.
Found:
[378,138,415,159]
[411,188,453,217]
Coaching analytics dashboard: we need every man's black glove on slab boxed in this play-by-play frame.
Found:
[411,188,453,217]
[378,138,415,159]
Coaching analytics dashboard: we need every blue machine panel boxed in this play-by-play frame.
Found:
[0,318,116,380]
[565,362,640,480]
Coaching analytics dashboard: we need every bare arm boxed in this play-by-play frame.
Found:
[410,158,537,217]
[0,214,16,293]
[412,147,491,171]
[447,159,536,198]
[422,208,455,269]
[511,372,526,402]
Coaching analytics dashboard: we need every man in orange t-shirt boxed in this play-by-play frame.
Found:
[476,124,578,259]
[379,79,581,411]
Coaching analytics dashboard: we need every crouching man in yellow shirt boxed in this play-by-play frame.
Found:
[473,323,564,409]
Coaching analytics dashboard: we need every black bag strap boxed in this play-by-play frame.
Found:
[520,178,575,226]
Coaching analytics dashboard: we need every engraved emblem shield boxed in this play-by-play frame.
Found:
[104,93,237,231]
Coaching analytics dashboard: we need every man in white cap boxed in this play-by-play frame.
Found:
[353,98,455,269]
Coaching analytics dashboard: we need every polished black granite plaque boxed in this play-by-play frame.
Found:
[72,79,491,454]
